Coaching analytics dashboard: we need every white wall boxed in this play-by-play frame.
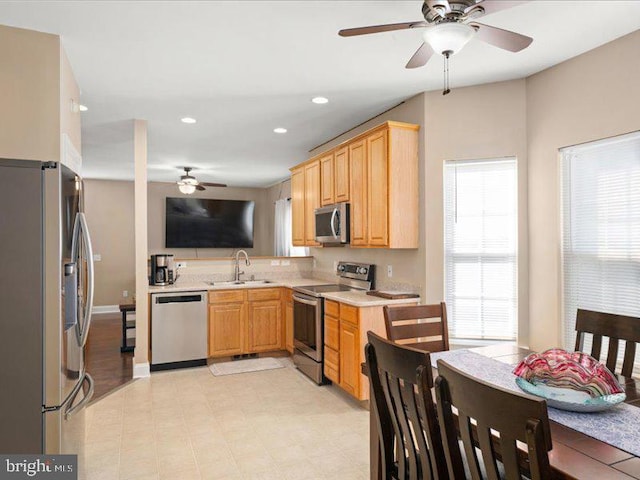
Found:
[526,29,640,350]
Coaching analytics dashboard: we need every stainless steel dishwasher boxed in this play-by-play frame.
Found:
[151,291,207,370]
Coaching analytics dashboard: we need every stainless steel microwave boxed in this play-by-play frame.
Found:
[315,203,349,244]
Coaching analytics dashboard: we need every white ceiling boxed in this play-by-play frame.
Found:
[1,1,639,187]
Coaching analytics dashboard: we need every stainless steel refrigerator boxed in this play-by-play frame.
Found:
[0,159,95,455]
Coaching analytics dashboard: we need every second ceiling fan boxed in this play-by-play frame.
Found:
[339,0,533,94]
[177,167,227,194]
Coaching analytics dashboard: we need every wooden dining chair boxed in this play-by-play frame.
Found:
[384,303,450,353]
[574,309,640,377]
[365,332,448,480]
[434,360,553,480]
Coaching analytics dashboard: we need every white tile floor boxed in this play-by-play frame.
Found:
[83,359,370,480]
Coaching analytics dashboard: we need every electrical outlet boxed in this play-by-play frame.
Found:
[271,259,280,266]
[93,253,101,262]
[123,290,128,298]
[176,262,187,268]
[281,259,290,266]
[387,265,393,278]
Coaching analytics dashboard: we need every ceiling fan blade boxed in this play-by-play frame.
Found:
[200,182,228,188]
[466,0,528,17]
[470,22,533,52]
[426,0,451,17]
[339,21,427,37]
[195,185,206,191]
[405,42,435,69]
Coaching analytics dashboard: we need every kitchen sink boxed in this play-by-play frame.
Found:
[205,280,273,286]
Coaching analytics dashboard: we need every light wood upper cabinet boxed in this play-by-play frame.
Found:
[291,121,418,249]
[304,160,321,246]
[320,148,349,206]
[366,130,389,246]
[320,153,335,206]
[334,146,350,203]
[248,300,282,353]
[349,139,368,246]
[291,167,305,246]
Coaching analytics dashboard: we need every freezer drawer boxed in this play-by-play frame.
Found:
[151,291,207,369]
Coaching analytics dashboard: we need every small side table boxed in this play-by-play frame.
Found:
[119,303,136,353]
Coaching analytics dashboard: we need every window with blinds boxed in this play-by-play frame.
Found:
[444,158,518,341]
[561,132,640,361]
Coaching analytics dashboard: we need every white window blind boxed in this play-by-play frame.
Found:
[444,158,518,340]
[561,132,640,358]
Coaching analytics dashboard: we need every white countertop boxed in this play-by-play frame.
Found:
[321,291,420,307]
[148,277,332,294]
[148,278,420,307]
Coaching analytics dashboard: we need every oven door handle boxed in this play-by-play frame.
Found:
[293,294,318,307]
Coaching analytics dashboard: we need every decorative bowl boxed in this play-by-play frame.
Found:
[513,349,626,412]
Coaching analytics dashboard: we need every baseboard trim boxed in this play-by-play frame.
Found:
[93,305,120,314]
[133,362,150,378]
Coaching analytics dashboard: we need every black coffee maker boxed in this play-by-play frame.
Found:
[150,254,175,286]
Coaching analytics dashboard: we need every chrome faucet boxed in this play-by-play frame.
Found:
[234,250,250,283]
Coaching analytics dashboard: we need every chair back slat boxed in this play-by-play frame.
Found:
[435,360,553,480]
[366,332,448,480]
[575,309,640,376]
[591,334,603,360]
[384,302,449,353]
[498,435,521,480]
[458,412,482,480]
[623,341,637,377]
[476,422,500,480]
[607,338,619,373]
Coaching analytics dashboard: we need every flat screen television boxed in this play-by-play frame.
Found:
[165,197,255,248]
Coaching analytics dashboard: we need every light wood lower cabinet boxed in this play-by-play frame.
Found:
[208,288,284,357]
[284,288,294,354]
[323,299,417,400]
[208,302,245,357]
[323,301,340,383]
[248,300,281,353]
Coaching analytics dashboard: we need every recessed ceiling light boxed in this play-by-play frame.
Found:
[181,117,197,124]
[79,104,88,112]
[273,127,287,134]
[311,97,329,104]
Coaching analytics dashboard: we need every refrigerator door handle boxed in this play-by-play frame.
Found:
[64,372,94,419]
[71,213,95,348]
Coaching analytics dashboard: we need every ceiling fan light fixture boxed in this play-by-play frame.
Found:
[422,22,476,56]
[178,182,196,194]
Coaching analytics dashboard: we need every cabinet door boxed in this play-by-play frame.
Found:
[285,300,294,353]
[367,130,389,246]
[324,315,340,350]
[291,167,305,246]
[339,321,360,398]
[349,139,367,246]
[248,300,282,353]
[320,153,334,206]
[334,146,349,203]
[208,303,244,357]
[304,160,321,246]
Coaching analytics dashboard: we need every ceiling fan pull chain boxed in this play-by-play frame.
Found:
[443,50,451,95]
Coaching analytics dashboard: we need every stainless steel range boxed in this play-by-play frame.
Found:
[293,261,375,384]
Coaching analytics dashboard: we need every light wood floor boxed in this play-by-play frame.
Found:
[85,312,133,401]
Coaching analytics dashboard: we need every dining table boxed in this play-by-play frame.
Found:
[364,343,640,480]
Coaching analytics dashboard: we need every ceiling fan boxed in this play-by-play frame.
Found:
[339,0,533,94]
[177,167,227,194]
